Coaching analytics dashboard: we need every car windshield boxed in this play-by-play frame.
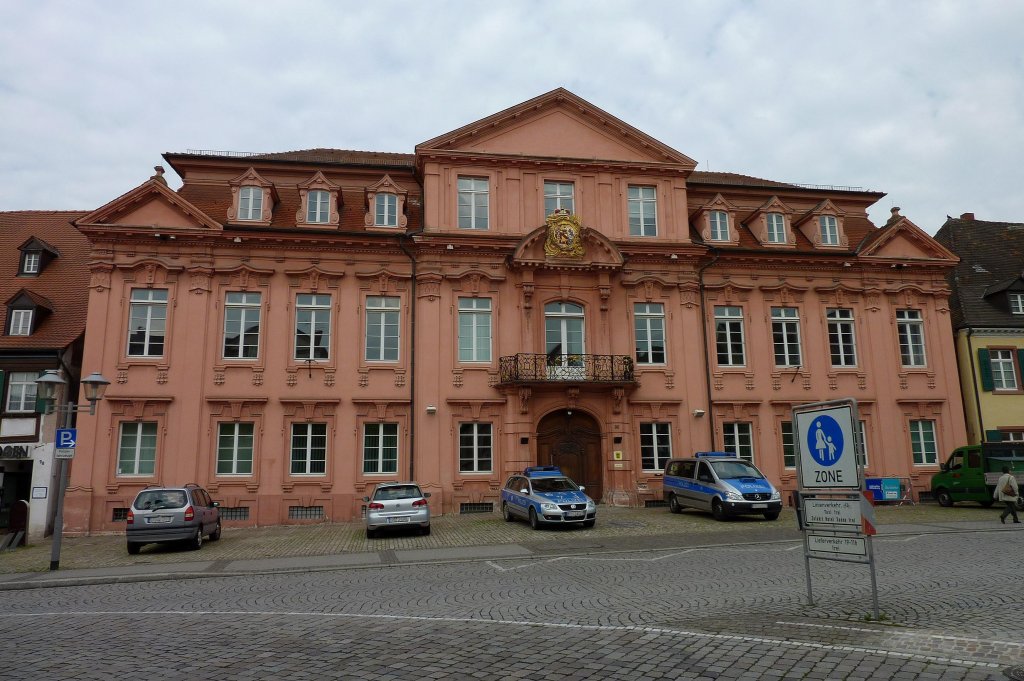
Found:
[710,460,764,480]
[374,485,422,501]
[134,490,187,510]
[531,477,579,493]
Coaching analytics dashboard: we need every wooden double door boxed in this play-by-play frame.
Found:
[536,410,603,502]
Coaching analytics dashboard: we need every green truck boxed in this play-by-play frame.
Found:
[931,443,1024,509]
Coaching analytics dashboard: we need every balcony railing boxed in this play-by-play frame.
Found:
[498,353,635,384]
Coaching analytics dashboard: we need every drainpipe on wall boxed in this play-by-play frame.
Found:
[398,209,426,481]
[964,328,986,442]
[697,246,721,447]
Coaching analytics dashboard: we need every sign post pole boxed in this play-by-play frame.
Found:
[50,423,77,571]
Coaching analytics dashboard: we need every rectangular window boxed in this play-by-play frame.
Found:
[781,421,795,468]
[640,422,672,471]
[290,423,327,475]
[855,420,868,468]
[238,186,263,221]
[628,185,657,236]
[307,190,330,224]
[723,422,754,463]
[910,419,937,465]
[1004,430,1024,443]
[294,294,331,360]
[771,307,802,367]
[766,213,786,243]
[217,422,254,475]
[634,302,666,364]
[459,422,492,473]
[5,371,38,412]
[826,308,857,367]
[714,306,745,366]
[22,252,40,274]
[117,421,157,476]
[457,177,489,230]
[458,298,492,362]
[709,210,729,241]
[896,309,926,367]
[127,288,168,357]
[1011,293,1024,315]
[819,215,839,245]
[365,296,400,361]
[223,292,261,359]
[375,193,398,226]
[363,422,398,474]
[991,349,1019,391]
[9,309,33,336]
[544,181,574,216]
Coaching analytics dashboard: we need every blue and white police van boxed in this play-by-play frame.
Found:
[500,466,597,530]
[662,452,782,521]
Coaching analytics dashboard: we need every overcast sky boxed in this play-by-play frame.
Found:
[2,1,1022,234]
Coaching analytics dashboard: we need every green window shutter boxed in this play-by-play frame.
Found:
[978,348,993,391]
[1018,350,1024,384]
[985,430,1004,443]
[0,370,5,409]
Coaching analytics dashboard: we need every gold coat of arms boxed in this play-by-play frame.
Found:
[543,209,585,258]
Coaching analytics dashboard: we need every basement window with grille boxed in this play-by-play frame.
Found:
[111,508,130,522]
[460,502,494,514]
[644,499,667,508]
[219,506,250,521]
[288,505,324,520]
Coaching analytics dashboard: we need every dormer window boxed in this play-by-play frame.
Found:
[819,216,839,245]
[21,252,40,275]
[375,193,398,227]
[364,175,408,229]
[694,194,739,245]
[794,200,847,249]
[709,211,730,241]
[1011,292,1024,315]
[228,168,276,226]
[17,237,59,276]
[308,190,331,224]
[766,213,786,243]
[238,186,263,221]
[9,309,33,335]
[5,289,51,336]
[297,172,340,228]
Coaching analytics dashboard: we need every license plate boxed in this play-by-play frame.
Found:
[752,504,767,509]
[388,516,410,524]
[148,516,172,524]
[565,511,585,519]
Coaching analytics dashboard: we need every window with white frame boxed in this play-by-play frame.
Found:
[709,210,729,241]
[819,215,839,245]
[457,177,489,230]
[771,307,801,367]
[826,308,857,367]
[723,422,754,463]
[363,422,398,474]
[238,186,263,221]
[781,421,796,468]
[290,422,327,475]
[306,190,330,224]
[375,193,399,227]
[634,303,666,364]
[458,298,491,362]
[294,294,331,360]
[714,306,745,366]
[544,181,574,216]
[640,422,672,471]
[365,296,400,361]
[628,185,657,236]
[991,349,1019,391]
[855,420,868,468]
[223,292,261,359]
[117,421,157,476]
[5,371,38,412]
[909,419,937,465]
[766,213,786,244]
[217,422,254,475]
[1003,430,1024,443]
[459,422,492,473]
[896,309,926,367]
[127,288,168,357]
[1011,293,1024,315]
[21,251,40,275]
[8,309,33,336]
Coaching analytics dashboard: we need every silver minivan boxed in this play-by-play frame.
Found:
[126,484,221,553]
[663,452,782,521]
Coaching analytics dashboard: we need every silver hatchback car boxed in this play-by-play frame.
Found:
[363,482,431,538]
[126,484,221,554]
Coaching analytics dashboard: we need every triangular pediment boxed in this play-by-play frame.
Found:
[417,88,696,168]
[76,178,222,231]
[859,215,957,262]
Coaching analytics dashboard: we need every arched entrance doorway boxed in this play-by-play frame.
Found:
[536,410,603,501]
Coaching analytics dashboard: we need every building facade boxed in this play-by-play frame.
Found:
[65,89,966,534]
[935,214,1024,444]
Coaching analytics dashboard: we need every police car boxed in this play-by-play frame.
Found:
[662,452,782,521]
[500,466,597,529]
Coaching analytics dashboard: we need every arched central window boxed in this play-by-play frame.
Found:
[544,302,585,379]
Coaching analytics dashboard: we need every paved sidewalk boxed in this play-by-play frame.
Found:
[0,502,1015,590]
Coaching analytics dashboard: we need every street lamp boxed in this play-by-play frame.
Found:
[36,369,110,570]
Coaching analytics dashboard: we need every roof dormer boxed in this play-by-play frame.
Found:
[227,168,277,226]
[296,171,341,228]
[17,237,60,276]
[794,199,848,249]
[743,196,796,248]
[691,193,740,245]
[364,175,408,229]
[5,289,53,336]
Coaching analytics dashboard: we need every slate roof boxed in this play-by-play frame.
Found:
[934,216,1024,329]
[0,211,91,351]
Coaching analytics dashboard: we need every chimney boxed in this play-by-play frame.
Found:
[960,212,974,221]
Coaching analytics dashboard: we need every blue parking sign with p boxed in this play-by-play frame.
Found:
[56,428,77,449]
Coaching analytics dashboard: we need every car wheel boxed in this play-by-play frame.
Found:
[127,542,141,555]
[583,520,595,528]
[763,511,780,521]
[711,498,727,521]
[668,494,682,514]
[936,489,953,507]
[420,524,431,536]
[209,520,222,541]
[502,502,515,522]
[189,529,203,550]
[529,507,541,530]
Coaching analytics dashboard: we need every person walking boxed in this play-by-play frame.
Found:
[995,465,1020,524]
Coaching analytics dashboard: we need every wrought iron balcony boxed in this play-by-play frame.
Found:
[498,353,635,385]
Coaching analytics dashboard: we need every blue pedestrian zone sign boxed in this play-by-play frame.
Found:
[795,402,860,490]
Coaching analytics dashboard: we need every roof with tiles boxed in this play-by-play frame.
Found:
[934,215,1024,329]
[0,211,91,350]
[167,148,415,168]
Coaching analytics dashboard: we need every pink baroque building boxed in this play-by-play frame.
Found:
[65,89,965,533]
